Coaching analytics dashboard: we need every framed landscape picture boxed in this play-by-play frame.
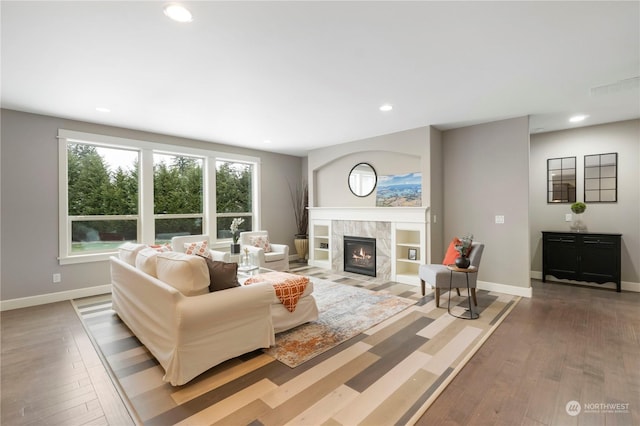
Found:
[376,172,422,207]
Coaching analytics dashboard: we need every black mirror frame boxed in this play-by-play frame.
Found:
[348,162,377,197]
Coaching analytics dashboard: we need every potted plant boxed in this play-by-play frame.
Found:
[454,233,473,268]
[230,217,244,253]
[289,180,309,261]
[570,202,587,232]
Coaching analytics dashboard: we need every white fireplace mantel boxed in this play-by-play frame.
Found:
[308,207,429,224]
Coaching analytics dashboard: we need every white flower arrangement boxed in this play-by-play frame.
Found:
[230,218,245,244]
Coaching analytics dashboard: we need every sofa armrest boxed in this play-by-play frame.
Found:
[269,243,289,256]
[209,249,230,262]
[241,245,266,264]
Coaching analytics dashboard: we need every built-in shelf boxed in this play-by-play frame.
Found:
[393,224,424,285]
[310,220,331,269]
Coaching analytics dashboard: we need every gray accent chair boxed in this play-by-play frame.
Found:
[419,242,484,307]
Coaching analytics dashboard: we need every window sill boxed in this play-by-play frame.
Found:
[59,252,116,265]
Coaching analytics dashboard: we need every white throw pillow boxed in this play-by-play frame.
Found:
[118,242,146,266]
[156,252,209,296]
[183,241,212,258]
[135,247,160,278]
[250,235,272,253]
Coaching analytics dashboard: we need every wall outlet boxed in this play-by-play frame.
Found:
[565,213,572,222]
[53,273,61,283]
[433,214,437,224]
[495,215,505,224]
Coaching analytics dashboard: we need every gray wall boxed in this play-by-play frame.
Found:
[1,109,302,301]
[442,117,531,289]
[529,119,640,284]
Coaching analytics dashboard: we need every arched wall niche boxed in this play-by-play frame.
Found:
[313,150,422,207]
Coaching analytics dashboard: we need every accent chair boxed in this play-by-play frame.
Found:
[239,231,290,271]
[418,242,484,307]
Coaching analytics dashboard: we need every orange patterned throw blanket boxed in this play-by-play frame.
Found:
[244,272,309,312]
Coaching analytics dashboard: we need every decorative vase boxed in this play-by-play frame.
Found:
[570,213,587,232]
[455,256,470,269]
[294,237,309,261]
[230,243,240,254]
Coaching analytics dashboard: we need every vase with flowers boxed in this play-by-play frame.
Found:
[454,233,474,268]
[570,202,587,232]
[230,217,244,254]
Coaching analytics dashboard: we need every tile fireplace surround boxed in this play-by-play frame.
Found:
[308,207,429,284]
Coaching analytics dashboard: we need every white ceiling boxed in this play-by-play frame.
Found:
[2,1,639,157]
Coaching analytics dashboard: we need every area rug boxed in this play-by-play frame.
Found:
[266,279,415,367]
[72,269,520,425]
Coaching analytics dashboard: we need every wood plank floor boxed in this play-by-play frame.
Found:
[417,279,640,426]
[2,278,638,425]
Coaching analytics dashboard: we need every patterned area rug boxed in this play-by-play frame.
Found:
[266,279,415,367]
[72,266,520,425]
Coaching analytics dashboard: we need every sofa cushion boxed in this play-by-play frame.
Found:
[136,247,160,277]
[250,235,272,253]
[119,242,146,266]
[184,241,212,258]
[204,258,240,292]
[156,252,210,296]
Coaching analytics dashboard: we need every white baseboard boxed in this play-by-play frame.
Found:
[530,270,640,293]
[0,284,112,311]
[477,280,533,298]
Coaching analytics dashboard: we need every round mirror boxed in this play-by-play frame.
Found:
[348,163,377,197]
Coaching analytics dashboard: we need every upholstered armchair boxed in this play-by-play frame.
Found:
[171,235,230,262]
[239,231,289,271]
[418,242,484,307]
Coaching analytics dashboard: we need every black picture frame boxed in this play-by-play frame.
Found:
[408,248,417,261]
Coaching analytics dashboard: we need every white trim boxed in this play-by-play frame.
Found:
[477,280,533,298]
[0,285,112,311]
[531,270,640,293]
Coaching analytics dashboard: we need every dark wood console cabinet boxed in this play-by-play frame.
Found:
[542,231,622,292]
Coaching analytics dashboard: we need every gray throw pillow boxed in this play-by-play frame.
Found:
[205,258,240,292]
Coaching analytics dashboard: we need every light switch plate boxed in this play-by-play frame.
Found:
[495,215,505,224]
[565,214,572,222]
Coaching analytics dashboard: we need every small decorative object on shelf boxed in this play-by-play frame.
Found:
[230,217,244,253]
[408,248,417,260]
[570,202,587,232]
[454,233,473,269]
[320,242,329,249]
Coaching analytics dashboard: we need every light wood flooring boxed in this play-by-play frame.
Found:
[2,278,638,425]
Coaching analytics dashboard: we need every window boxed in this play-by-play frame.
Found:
[215,160,254,239]
[154,153,204,243]
[58,130,260,264]
[66,143,139,254]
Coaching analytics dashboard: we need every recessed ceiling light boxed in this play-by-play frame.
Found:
[569,114,588,123]
[95,107,111,113]
[263,139,272,144]
[379,104,393,112]
[163,3,193,23]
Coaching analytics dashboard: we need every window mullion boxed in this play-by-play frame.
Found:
[140,148,155,244]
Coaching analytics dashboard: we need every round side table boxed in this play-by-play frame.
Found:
[446,265,479,320]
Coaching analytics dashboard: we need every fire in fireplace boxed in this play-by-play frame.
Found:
[344,236,376,277]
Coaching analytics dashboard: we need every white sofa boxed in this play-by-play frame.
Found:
[239,231,290,271]
[110,242,317,385]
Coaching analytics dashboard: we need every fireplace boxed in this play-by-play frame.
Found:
[344,236,376,277]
